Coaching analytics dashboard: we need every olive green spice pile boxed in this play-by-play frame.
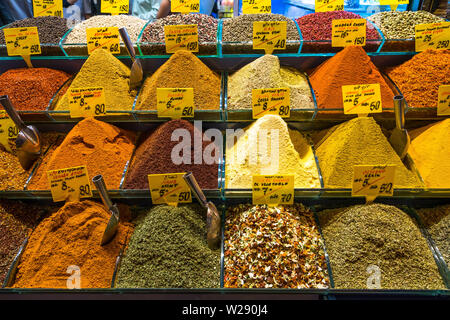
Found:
[116,205,220,288]
[224,204,330,289]
[318,204,444,290]
[417,205,450,268]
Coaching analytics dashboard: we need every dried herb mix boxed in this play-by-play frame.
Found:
[225,204,329,288]
[116,205,220,288]
[318,203,444,289]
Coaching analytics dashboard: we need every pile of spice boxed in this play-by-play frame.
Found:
[0,132,61,191]
[123,119,218,190]
[135,51,221,111]
[417,205,450,268]
[0,200,49,285]
[226,115,320,189]
[409,119,450,188]
[54,49,137,111]
[116,204,220,288]
[318,203,444,289]
[224,204,329,288]
[0,68,70,111]
[386,49,450,110]
[296,12,380,53]
[222,14,300,53]
[140,14,218,55]
[309,46,395,111]
[12,201,133,288]
[315,117,422,188]
[227,55,314,110]
[28,118,135,190]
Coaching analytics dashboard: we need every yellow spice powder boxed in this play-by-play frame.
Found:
[225,115,321,188]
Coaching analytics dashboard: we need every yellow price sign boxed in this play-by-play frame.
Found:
[164,24,199,53]
[252,175,294,206]
[148,173,192,206]
[86,27,120,55]
[68,87,107,118]
[315,0,344,12]
[342,83,382,114]
[252,88,290,118]
[253,21,287,54]
[33,0,63,17]
[0,113,18,153]
[4,27,41,56]
[379,0,409,11]
[437,85,450,116]
[332,19,366,47]
[47,165,92,202]
[352,165,395,202]
[101,0,129,14]
[157,88,194,118]
[415,22,450,52]
[242,0,271,14]
[171,0,200,12]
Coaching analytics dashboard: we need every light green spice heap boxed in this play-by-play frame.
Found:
[116,204,220,288]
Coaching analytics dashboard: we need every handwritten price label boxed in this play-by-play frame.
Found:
[171,0,200,12]
[157,88,194,118]
[68,87,106,118]
[252,88,290,118]
[86,27,120,54]
[253,175,294,206]
[415,22,450,52]
[4,27,41,56]
[0,112,18,153]
[164,24,199,53]
[101,0,129,14]
[352,165,395,202]
[33,0,63,17]
[242,0,271,14]
[315,0,344,12]
[253,21,287,54]
[342,83,382,114]
[332,19,366,47]
[47,166,92,202]
[148,173,191,206]
[437,85,450,116]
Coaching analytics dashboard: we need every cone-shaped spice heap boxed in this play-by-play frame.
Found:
[28,118,135,190]
[309,46,394,110]
[54,49,137,111]
[226,115,320,188]
[135,51,221,110]
[409,119,450,188]
[12,201,133,288]
[124,120,219,190]
[315,117,422,188]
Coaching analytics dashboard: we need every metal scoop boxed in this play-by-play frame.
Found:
[0,95,41,170]
[93,174,120,246]
[183,172,221,250]
[389,95,410,161]
[119,27,143,90]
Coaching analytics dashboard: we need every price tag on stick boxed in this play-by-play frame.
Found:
[242,0,271,14]
[252,175,294,206]
[33,0,63,17]
[415,22,450,52]
[148,173,192,206]
[253,21,287,54]
[101,0,129,14]
[0,113,18,152]
[86,27,120,55]
[157,88,194,118]
[342,83,382,115]
[171,0,200,13]
[315,0,344,12]
[379,0,409,12]
[47,166,93,202]
[4,27,41,56]
[437,85,450,116]
[164,24,199,53]
[68,87,107,118]
[352,165,396,203]
[332,19,366,47]
[252,88,290,118]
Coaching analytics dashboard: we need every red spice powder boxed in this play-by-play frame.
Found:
[0,68,70,111]
[309,46,395,110]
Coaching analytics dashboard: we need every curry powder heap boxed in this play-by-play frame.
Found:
[12,200,133,288]
[28,118,135,190]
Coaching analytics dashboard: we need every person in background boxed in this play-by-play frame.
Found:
[0,1,14,26]
[157,0,216,18]
[131,0,162,20]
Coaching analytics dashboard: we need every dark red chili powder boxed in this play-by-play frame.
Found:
[0,68,70,111]
[123,120,219,190]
